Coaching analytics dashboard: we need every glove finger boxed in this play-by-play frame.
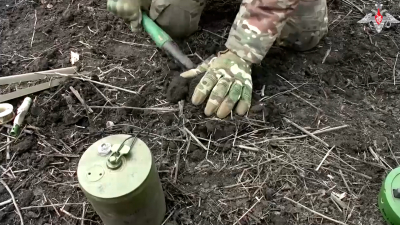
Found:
[192,70,220,105]
[107,0,118,14]
[216,80,243,118]
[235,79,252,116]
[204,76,233,116]
[180,55,216,78]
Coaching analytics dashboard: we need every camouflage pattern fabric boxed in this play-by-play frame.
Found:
[227,0,328,63]
[106,0,151,32]
[149,0,206,38]
[107,0,328,118]
[276,0,328,51]
[190,50,252,118]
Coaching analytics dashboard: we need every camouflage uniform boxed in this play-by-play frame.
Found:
[107,0,328,118]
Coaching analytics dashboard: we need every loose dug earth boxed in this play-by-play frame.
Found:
[1,0,400,224]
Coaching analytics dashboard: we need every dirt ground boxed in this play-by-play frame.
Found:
[1,0,400,224]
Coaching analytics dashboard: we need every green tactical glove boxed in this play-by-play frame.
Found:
[181,50,252,119]
[107,0,151,32]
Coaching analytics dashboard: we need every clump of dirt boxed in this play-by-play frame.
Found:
[166,75,190,103]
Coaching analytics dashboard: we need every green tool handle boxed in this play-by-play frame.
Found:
[135,13,195,70]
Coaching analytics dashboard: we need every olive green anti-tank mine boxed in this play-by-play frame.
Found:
[77,134,166,225]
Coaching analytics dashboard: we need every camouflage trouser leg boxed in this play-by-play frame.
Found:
[226,0,328,64]
[276,0,328,51]
[149,0,206,38]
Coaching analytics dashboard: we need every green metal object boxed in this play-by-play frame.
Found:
[10,97,32,137]
[137,12,195,70]
[77,134,166,225]
[379,167,400,225]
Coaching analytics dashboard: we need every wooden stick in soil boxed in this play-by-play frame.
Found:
[233,196,263,225]
[69,87,93,113]
[183,127,209,151]
[74,77,138,94]
[258,125,348,144]
[81,202,86,225]
[89,105,178,112]
[316,146,335,171]
[283,118,330,147]
[394,52,399,85]
[0,179,24,225]
[0,198,12,207]
[284,196,348,225]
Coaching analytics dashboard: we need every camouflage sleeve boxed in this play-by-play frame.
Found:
[226,0,300,64]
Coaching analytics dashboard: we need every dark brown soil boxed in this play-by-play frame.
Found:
[1,0,400,224]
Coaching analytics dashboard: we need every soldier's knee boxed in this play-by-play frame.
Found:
[277,0,328,51]
[150,0,206,39]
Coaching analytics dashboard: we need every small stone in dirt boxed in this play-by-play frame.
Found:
[18,190,34,206]
[168,62,180,71]
[190,149,205,162]
[27,211,40,218]
[205,121,216,134]
[263,187,275,200]
[91,75,100,81]
[161,140,169,151]
[0,211,6,221]
[162,114,174,126]
[12,136,36,154]
[168,141,177,149]
[250,104,265,113]
[222,142,232,152]
[270,214,287,224]
[30,105,41,117]
[38,157,50,169]
[123,126,132,133]
[166,76,189,103]
[33,187,44,196]
[29,58,49,72]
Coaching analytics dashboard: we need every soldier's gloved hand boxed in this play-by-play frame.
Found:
[107,0,151,32]
[181,50,252,119]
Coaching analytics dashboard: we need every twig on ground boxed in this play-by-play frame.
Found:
[113,39,154,48]
[0,179,24,225]
[161,209,175,225]
[183,127,209,151]
[322,166,372,180]
[81,202,86,225]
[174,143,185,183]
[283,118,330,147]
[60,207,99,223]
[47,196,60,216]
[386,138,399,166]
[6,129,10,160]
[322,47,332,64]
[89,105,178,112]
[342,0,364,14]
[236,145,259,152]
[88,82,114,106]
[284,196,348,225]
[203,29,227,39]
[66,76,138,94]
[0,198,12,207]
[69,87,93,113]
[233,196,263,225]
[316,146,335,171]
[394,52,399,85]
[21,203,84,210]
[375,52,391,66]
[30,10,37,47]
[339,169,355,198]
[291,92,323,112]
